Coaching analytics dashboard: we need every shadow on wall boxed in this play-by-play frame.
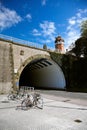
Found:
[61,54,87,92]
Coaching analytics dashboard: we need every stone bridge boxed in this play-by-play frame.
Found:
[0,36,66,94]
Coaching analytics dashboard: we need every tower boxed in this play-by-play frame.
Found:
[55,36,65,53]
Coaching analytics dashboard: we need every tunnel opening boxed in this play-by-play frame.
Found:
[19,58,66,90]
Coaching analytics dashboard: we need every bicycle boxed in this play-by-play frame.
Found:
[7,90,25,100]
[21,93,43,110]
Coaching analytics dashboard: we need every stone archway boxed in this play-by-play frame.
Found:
[15,54,66,90]
[14,54,50,89]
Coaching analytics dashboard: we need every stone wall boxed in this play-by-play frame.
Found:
[50,51,87,92]
[0,40,13,94]
[12,42,50,72]
[2,39,83,93]
[0,39,50,93]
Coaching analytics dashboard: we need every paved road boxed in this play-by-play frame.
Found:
[0,94,87,130]
[36,90,87,106]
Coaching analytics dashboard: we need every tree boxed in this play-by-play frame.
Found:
[68,20,87,58]
[80,20,87,37]
[68,43,75,51]
[43,44,47,50]
[72,37,87,58]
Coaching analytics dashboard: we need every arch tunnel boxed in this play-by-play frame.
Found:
[19,58,66,89]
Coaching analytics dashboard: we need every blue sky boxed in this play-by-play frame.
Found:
[0,0,87,50]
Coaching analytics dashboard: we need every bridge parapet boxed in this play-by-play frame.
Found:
[0,34,54,51]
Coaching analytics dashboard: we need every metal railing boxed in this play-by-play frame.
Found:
[0,34,54,51]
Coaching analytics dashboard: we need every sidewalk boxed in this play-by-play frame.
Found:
[0,94,87,130]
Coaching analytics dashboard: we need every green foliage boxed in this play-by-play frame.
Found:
[49,51,63,66]
[80,20,87,37]
[69,20,87,58]
[43,44,47,50]
[73,37,87,58]
[49,52,87,92]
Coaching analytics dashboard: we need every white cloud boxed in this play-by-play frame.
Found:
[76,12,81,18]
[41,0,47,6]
[0,3,22,31]
[32,21,56,48]
[78,9,87,14]
[25,14,32,21]
[40,21,56,36]
[32,29,41,36]
[32,21,56,38]
[68,17,76,25]
[65,29,80,50]
[65,9,87,49]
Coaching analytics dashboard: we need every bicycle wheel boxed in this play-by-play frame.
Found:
[8,94,16,100]
[36,98,43,109]
[21,99,28,110]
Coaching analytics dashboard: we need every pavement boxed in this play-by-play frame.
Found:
[0,93,87,130]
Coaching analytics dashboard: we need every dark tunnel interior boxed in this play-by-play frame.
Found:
[19,58,66,89]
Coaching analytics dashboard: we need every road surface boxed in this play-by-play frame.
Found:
[36,90,87,106]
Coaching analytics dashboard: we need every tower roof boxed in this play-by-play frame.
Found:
[55,35,64,43]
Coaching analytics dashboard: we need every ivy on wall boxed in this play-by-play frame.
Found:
[49,51,87,92]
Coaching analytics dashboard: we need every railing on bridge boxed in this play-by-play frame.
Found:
[0,34,54,51]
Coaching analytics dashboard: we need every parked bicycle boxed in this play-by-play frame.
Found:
[21,92,43,110]
[7,86,34,100]
[7,89,25,100]
[8,86,43,110]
